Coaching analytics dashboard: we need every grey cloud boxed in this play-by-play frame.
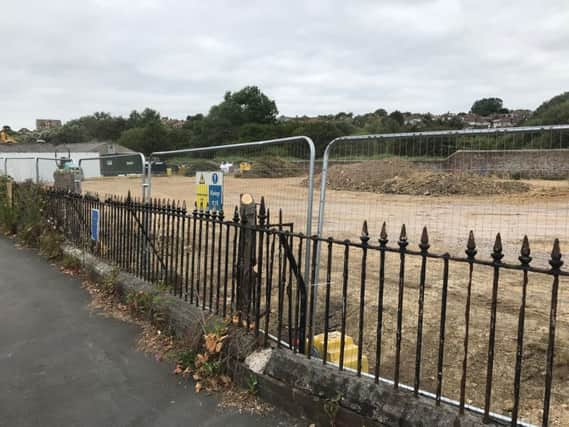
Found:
[1,0,568,129]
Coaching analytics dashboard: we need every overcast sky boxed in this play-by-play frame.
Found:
[2,0,568,129]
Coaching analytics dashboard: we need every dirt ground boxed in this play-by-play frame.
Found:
[82,174,569,425]
[83,174,569,266]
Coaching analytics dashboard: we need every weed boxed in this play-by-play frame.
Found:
[61,254,82,270]
[173,319,231,393]
[246,374,258,395]
[126,290,155,318]
[176,349,197,370]
[323,393,343,426]
[205,318,228,336]
[100,268,120,297]
[39,229,64,260]
[155,280,170,293]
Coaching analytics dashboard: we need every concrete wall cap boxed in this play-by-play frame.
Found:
[245,348,273,374]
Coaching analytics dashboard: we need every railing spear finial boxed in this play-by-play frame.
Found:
[549,238,563,271]
[379,222,388,245]
[466,230,477,259]
[519,235,532,266]
[491,233,503,263]
[419,226,430,252]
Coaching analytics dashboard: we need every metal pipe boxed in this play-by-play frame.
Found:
[77,152,147,201]
[320,124,569,145]
[149,136,317,287]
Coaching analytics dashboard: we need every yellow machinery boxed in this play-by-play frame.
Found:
[239,161,252,172]
[0,127,16,144]
[312,331,369,372]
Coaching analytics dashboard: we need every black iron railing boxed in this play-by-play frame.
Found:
[41,187,566,426]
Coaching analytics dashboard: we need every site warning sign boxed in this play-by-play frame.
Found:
[195,171,224,210]
[91,208,99,241]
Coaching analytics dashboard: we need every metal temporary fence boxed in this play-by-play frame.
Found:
[4,157,39,182]
[148,136,316,284]
[316,125,569,267]
[35,157,59,183]
[3,156,62,183]
[78,153,148,201]
[37,187,568,426]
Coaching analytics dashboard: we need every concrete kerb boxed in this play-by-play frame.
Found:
[60,243,502,427]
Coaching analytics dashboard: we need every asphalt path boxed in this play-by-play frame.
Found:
[0,237,300,427]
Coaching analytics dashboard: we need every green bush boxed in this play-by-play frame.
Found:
[0,180,46,246]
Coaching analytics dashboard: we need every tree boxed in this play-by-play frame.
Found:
[208,86,278,127]
[118,121,173,155]
[334,112,353,120]
[470,98,505,116]
[290,120,345,155]
[525,92,569,125]
[388,110,405,126]
[127,108,161,128]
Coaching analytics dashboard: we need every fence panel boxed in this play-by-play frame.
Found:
[148,136,316,281]
[78,153,147,200]
[317,125,569,267]
[35,157,62,184]
[4,157,37,182]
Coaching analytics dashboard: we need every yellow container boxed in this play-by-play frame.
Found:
[311,331,368,372]
[166,167,172,176]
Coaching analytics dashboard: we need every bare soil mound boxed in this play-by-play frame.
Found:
[236,156,305,178]
[380,172,530,196]
[319,159,531,196]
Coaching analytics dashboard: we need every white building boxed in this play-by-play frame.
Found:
[0,142,134,183]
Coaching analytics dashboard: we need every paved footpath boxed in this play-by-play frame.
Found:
[0,237,301,427]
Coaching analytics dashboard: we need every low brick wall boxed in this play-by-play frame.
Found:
[414,149,569,179]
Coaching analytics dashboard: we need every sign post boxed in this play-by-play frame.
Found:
[195,171,224,210]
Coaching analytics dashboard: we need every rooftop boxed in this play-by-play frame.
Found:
[0,142,134,154]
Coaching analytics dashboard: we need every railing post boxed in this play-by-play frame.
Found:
[237,193,257,323]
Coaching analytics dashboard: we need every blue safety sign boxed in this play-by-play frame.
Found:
[208,185,223,211]
[196,172,224,210]
[91,208,100,241]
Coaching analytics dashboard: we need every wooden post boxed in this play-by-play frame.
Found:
[5,179,13,207]
[237,193,257,318]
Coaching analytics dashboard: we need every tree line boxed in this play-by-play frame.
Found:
[14,88,569,156]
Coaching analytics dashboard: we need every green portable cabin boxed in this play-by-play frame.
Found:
[100,154,142,176]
